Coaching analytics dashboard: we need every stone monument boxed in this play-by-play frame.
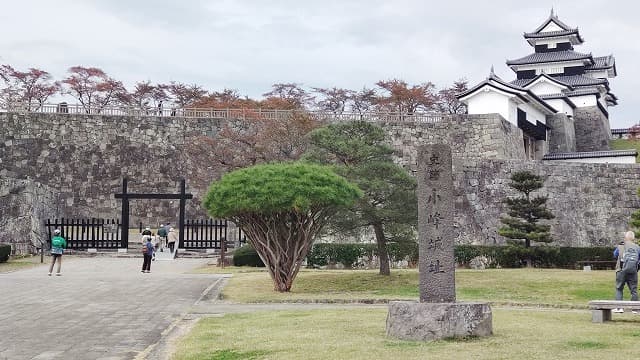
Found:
[386,144,492,341]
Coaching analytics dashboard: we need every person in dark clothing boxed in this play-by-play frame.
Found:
[612,231,640,313]
[141,237,155,273]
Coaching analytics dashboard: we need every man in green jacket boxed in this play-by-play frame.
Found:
[49,229,67,276]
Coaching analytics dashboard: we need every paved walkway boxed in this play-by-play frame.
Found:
[0,257,220,360]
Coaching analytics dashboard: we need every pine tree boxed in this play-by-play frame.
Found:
[498,171,554,248]
[629,187,640,238]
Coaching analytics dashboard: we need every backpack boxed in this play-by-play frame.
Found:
[52,236,64,248]
[622,246,639,271]
[142,243,149,254]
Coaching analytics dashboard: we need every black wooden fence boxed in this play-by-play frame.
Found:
[46,218,246,251]
[45,218,123,249]
[182,219,228,249]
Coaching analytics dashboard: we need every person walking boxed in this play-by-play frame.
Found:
[613,231,640,313]
[141,236,155,273]
[157,223,168,250]
[48,229,67,276]
[167,227,178,254]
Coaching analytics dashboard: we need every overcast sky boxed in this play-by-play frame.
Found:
[0,0,637,127]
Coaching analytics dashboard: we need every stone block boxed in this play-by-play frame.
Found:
[386,301,492,341]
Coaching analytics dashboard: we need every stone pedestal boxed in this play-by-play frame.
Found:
[386,301,492,341]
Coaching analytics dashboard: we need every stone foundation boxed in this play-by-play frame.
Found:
[386,301,492,341]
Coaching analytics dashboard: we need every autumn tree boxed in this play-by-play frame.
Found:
[187,110,319,172]
[118,81,170,113]
[351,87,377,114]
[165,81,207,107]
[191,88,258,109]
[203,162,361,292]
[61,66,126,113]
[304,121,418,276]
[436,79,468,114]
[0,65,60,110]
[262,83,313,109]
[313,87,353,114]
[375,79,437,113]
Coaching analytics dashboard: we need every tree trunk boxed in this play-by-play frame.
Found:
[373,223,390,276]
[238,211,326,292]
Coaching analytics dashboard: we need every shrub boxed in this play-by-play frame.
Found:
[308,242,419,268]
[233,244,265,267]
[455,245,614,268]
[308,243,368,268]
[0,244,10,263]
[308,243,615,269]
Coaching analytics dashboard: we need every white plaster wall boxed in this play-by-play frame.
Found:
[518,102,547,125]
[546,99,574,117]
[515,60,584,72]
[585,70,608,79]
[569,95,598,107]
[527,81,567,95]
[541,22,564,32]
[466,91,513,125]
[551,156,636,164]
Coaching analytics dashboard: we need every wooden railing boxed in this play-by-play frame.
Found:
[1,102,451,124]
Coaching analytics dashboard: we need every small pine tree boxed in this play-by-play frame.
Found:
[629,187,640,238]
[498,171,554,248]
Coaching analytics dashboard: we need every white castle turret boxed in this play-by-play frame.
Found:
[457,10,632,163]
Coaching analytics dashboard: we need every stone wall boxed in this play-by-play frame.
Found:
[0,112,225,224]
[384,114,526,171]
[454,159,640,247]
[546,113,576,153]
[0,178,61,254]
[2,111,638,251]
[574,106,611,152]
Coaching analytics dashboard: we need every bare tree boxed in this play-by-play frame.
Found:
[165,82,207,107]
[436,79,468,114]
[263,83,313,109]
[351,87,377,114]
[313,87,353,114]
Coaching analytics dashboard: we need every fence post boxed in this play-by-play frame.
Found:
[178,179,186,250]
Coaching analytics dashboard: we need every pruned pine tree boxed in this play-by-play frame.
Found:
[203,162,361,292]
[498,171,554,248]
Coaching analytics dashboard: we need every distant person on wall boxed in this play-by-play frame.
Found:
[167,227,178,254]
[612,231,640,313]
[141,236,155,273]
[157,100,163,116]
[49,229,67,276]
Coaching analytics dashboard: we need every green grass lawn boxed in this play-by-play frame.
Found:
[0,255,45,273]
[172,308,640,360]
[198,267,615,307]
[610,138,640,162]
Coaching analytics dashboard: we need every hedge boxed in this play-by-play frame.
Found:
[0,244,10,263]
[307,242,418,268]
[233,244,265,267]
[307,243,615,269]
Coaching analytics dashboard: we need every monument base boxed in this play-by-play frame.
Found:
[386,301,492,341]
